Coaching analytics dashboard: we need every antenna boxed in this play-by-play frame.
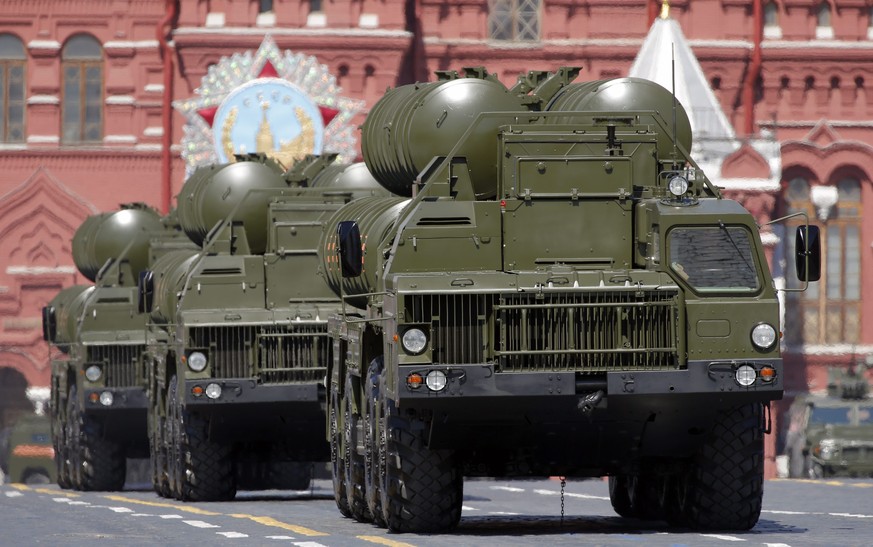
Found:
[671,42,678,168]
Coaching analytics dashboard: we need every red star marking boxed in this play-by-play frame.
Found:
[319,106,340,126]
[196,105,219,127]
[258,61,279,79]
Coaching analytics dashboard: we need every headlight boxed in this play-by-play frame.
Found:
[85,365,102,382]
[735,364,757,387]
[205,383,222,400]
[99,391,114,406]
[187,351,208,372]
[426,370,448,392]
[668,175,689,197]
[817,440,837,460]
[751,323,777,350]
[401,328,427,355]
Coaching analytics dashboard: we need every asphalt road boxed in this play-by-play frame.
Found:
[1,477,872,546]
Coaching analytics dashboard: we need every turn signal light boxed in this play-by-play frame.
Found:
[407,373,423,390]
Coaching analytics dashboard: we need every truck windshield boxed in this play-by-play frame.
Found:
[668,225,760,293]
[809,407,852,425]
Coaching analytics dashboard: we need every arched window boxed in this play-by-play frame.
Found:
[816,3,833,39]
[0,33,25,143]
[488,0,541,42]
[783,175,862,346]
[61,34,103,144]
[764,2,782,39]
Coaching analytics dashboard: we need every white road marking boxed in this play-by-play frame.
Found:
[699,534,745,542]
[490,485,525,492]
[217,532,249,538]
[160,514,184,519]
[183,520,220,528]
[764,544,793,547]
[828,512,873,519]
[107,506,133,513]
[291,543,328,547]
[488,511,520,515]
[265,537,296,540]
[461,505,479,511]
[5,491,23,498]
[532,488,610,501]
[130,513,156,517]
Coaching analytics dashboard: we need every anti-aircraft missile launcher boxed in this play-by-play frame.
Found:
[140,153,395,501]
[323,67,821,532]
[44,203,186,491]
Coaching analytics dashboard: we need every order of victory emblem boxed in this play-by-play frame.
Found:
[174,36,363,176]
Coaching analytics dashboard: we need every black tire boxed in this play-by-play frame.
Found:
[164,379,181,499]
[167,375,235,501]
[329,383,351,517]
[379,389,463,533]
[52,394,71,489]
[669,404,764,531]
[65,384,126,491]
[148,406,171,498]
[344,374,372,522]
[269,461,312,490]
[608,475,635,518]
[364,360,386,527]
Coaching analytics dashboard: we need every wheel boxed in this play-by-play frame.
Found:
[51,393,71,489]
[148,404,171,498]
[379,386,463,533]
[65,384,126,491]
[344,374,372,522]
[164,379,181,498]
[608,475,635,518]
[329,382,351,517]
[610,473,667,520]
[166,375,235,501]
[270,461,312,490]
[364,359,386,527]
[668,404,764,530]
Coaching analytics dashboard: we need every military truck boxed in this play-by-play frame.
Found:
[321,68,821,532]
[785,366,873,478]
[44,203,189,490]
[4,413,56,485]
[140,154,393,501]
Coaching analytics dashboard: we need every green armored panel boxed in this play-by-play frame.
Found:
[310,162,391,200]
[176,157,286,253]
[43,284,92,353]
[547,77,693,157]
[361,77,526,199]
[72,204,164,282]
[148,249,199,324]
[319,196,410,308]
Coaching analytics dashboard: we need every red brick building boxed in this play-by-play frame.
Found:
[1,0,871,474]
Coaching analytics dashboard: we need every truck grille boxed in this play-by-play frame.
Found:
[405,289,680,373]
[189,325,330,384]
[86,345,144,388]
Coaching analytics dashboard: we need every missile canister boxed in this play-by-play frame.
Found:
[361,76,526,199]
[147,249,199,324]
[175,157,286,254]
[71,204,163,282]
[546,77,693,155]
[319,196,410,308]
[45,284,93,353]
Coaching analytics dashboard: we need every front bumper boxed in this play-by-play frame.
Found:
[395,358,783,408]
[182,378,321,407]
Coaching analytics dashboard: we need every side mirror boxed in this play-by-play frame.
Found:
[795,225,821,282]
[138,270,155,313]
[336,220,363,278]
[42,306,56,342]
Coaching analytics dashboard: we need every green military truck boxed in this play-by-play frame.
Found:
[45,203,190,490]
[140,154,393,501]
[4,413,56,485]
[785,366,873,478]
[322,68,821,532]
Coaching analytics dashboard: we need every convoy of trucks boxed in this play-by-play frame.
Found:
[39,67,821,533]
